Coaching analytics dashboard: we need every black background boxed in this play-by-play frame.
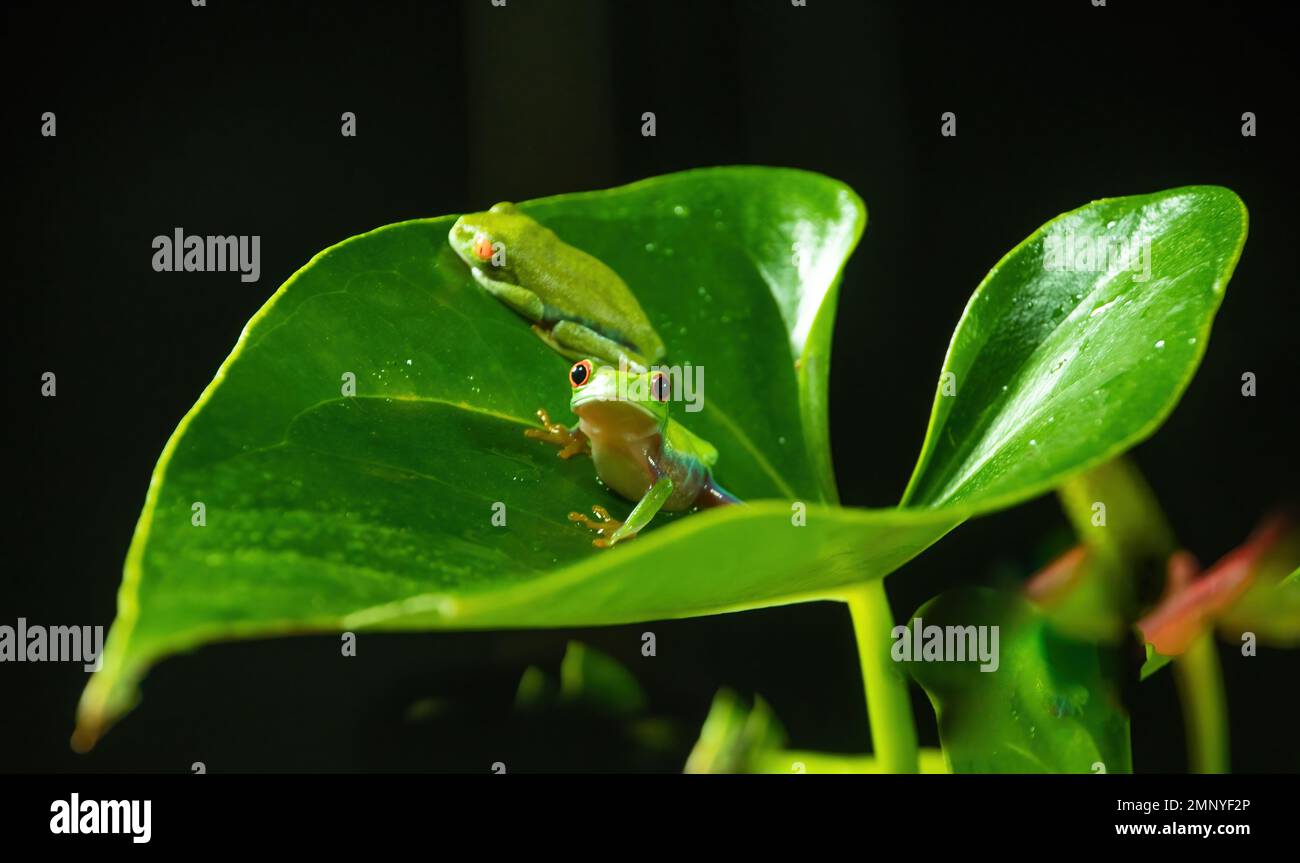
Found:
[3,0,1296,773]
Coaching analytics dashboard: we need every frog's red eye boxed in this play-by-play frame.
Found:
[472,234,494,261]
[569,360,592,388]
[651,372,670,402]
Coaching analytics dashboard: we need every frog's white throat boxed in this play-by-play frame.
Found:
[575,400,662,446]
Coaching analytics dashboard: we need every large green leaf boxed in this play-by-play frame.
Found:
[903,186,1246,510]
[75,176,1245,747]
[906,588,1133,774]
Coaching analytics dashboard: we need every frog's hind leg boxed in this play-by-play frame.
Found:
[568,505,625,548]
[540,320,650,373]
[571,475,674,548]
[529,324,587,363]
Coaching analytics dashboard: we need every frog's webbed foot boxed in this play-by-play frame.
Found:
[568,505,628,549]
[524,408,588,459]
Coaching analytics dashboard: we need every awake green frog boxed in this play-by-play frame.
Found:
[449,203,665,371]
[527,359,738,547]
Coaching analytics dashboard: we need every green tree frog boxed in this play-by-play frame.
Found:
[527,359,739,547]
[449,203,665,371]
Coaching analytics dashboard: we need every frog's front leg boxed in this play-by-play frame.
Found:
[536,321,650,373]
[571,475,674,548]
[524,408,588,459]
[470,268,546,321]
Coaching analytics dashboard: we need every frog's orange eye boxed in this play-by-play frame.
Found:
[651,372,670,402]
[569,360,592,388]
[472,234,494,261]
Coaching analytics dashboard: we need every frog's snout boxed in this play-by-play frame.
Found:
[449,218,474,248]
[449,218,496,263]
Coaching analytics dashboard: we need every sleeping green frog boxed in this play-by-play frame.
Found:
[449,203,665,371]
[526,359,738,547]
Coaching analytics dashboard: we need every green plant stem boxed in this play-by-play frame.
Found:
[845,581,919,773]
[1173,632,1229,773]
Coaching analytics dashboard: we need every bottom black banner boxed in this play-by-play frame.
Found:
[2,773,1287,850]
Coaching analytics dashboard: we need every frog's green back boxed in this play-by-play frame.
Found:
[510,220,665,362]
[665,418,719,469]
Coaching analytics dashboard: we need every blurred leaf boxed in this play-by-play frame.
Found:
[683,689,786,774]
[1024,546,1121,643]
[1140,515,1298,658]
[1140,643,1174,681]
[1040,457,1180,641]
[1217,519,1300,646]
[514,642,648,717]
[684,691,949,774]
[1057,456,1177,566]
[512,665,553,711]
[906,587,1132,773]
[559,642,647,716]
